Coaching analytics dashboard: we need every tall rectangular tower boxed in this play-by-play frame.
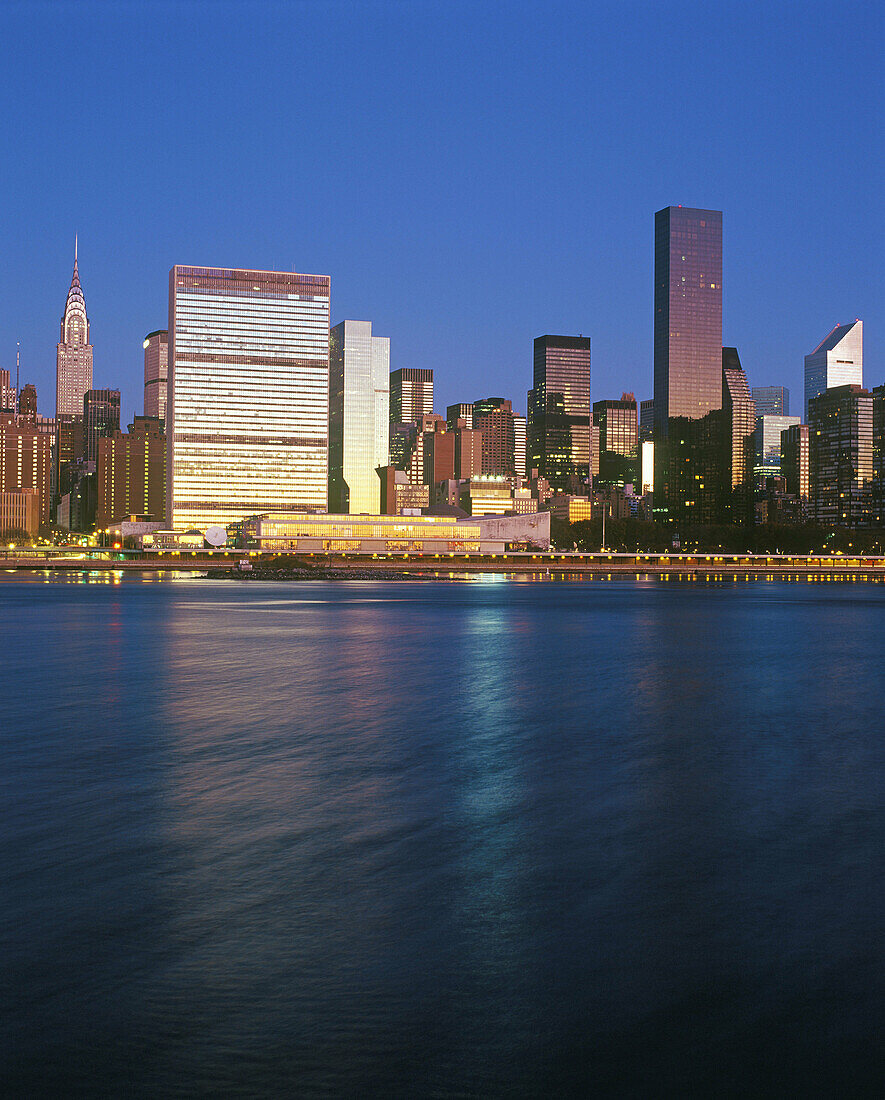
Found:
[808,384,872,527]
[328,320,390,514]
[167,266,330,530]
[653,206,722,434]
[389,368,433,425]
[804,320,862,421]
[144,330,169,422]
[528,335,591,490]
[84,389,121,463]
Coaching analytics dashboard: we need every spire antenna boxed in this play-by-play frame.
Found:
[75,233,78,262]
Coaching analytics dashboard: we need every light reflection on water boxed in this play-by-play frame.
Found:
[2,578,883,1096]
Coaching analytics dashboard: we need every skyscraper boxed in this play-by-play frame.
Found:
[639,399,654,441]
[528,335,591,490]
[804,320,862,422]
[721,349,756,525]
[97,416,166,529]
[0,413,52,524]
[389,368,433,426]
[653,206,723,521]
[473,397,517,476]
[753,415,800,483]
[781,424,809,501]
[594,395,639,487]
[328,320,390,514]
[654,207,723,432]
[167,265,331,530]
[0,369,15,414]
[144,330,168,422]
[446,403,473,430]
[57,239,93,417]
[751,386,789,418]
[808,384,872,527]
[872,385,885,526]
[513,414,526,478]
[84,389,121,463]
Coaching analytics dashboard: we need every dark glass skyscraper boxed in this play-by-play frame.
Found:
[654,206,722,431]
[527,335,591,491]
[653,206,723,522]
[84,389,121,463]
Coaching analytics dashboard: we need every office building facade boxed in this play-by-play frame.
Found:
[653,207,722,521]
[639,399,654,441]
[594,394,638,487]
[389,368,433,426]
[446,403,473,430]
[84,389,121,463]
[804,321,862,422]
[653,207,722,432]
[528,335,591,491]
[781,423,809,501]
[0,413,52,525]
[753,414,800,484]
[721,349,756,525]
[97,416,166,529]
[808,385,873,527]
[57,241,93,417]
[329,320,389,514]
[167,265,331,530]
[0,369,15,414]
[513,414,526,478]
[473,397,517,477]
[872,385,885,525]
[752,386,789,418]
[144,330,169,422]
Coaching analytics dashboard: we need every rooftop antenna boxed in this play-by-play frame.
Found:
[15,342,20,419]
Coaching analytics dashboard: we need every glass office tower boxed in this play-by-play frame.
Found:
[528,335,591,490]
[329,320,390,514]
[751,386,789,418]
[593,395,639,487]
[753,414,800,483]
[808,384,873,527]
[167,266,330,530]
[804,320,862,422]
[84,388,121,463]
[653,207,722,431]
[721,349,756,525]
[653,206,723,521]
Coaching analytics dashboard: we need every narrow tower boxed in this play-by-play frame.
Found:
[56,237,93,417]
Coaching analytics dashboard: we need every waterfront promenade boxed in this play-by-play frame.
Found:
[3,549,885,581]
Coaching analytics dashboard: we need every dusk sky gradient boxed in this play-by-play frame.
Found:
[1,0,881,425]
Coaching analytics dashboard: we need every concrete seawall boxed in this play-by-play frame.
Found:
[3,552,885,582]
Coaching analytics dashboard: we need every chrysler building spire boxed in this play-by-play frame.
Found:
[56,238,93,417]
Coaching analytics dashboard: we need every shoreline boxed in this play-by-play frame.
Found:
[2,559,885,583]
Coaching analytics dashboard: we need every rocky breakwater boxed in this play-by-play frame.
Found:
[217,559,413,581]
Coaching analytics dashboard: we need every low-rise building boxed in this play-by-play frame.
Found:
[239,512,499,553]
[459,475,515,516]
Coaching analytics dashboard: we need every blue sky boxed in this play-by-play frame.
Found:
[1,0,881,425]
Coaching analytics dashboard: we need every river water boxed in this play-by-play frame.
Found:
[2,574,882,1096]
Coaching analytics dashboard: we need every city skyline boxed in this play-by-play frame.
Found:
[1,2,880,428]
